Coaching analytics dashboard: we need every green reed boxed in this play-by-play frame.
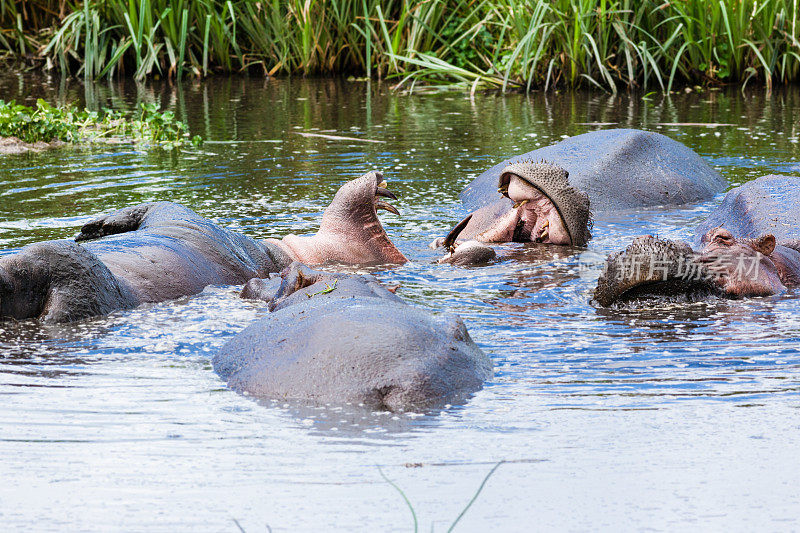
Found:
[4,0,800,92]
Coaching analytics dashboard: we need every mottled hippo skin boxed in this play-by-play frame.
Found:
[0,171,405,323]
[435,129,724,265]
[214,263,492,412]
[594,175,800,306]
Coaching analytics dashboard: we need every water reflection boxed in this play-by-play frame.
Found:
[1,74,800,528]
[252,398,449,439]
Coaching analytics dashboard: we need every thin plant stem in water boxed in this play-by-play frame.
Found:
[378,460,504,532]
[378,464,419,532]
[447,460,504,532]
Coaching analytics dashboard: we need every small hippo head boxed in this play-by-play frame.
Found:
[495,161,592,247]
[240,262,403,311]
[697,227,785,297]
[278,171,407,265]
[0,266,23,319]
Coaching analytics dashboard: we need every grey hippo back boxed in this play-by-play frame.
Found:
[213,264,492,412]
[461,128,726,213]
[693,175,800,245]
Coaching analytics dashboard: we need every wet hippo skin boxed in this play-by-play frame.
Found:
[214,263,493,412]
[461,128,725,213]
[0,171,405,323]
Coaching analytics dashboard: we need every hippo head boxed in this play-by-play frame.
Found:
[436,161,592,265]
[697,227,786,297]
[593,235,721,307]
[493,161,592,246]
[0,266,28,319]
[274,171,407,265]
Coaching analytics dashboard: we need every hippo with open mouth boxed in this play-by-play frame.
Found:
[434,129,725,265]
[434,160,592,265]
[594,175,800,306]
[0,171,405,323]
[214,263,492,412]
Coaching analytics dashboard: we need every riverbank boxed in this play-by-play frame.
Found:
[3,0,800,93]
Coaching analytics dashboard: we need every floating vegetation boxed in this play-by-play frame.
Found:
[0,99,202,149]
[3,1,800,92]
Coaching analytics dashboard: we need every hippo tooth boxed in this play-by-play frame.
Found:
[498,186,509,194]
[376,187,397,200]
[512,199,529,209]
[538,220,549,241]
[379,180,388,189]
[376,200,400,215]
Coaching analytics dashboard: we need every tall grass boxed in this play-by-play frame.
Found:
[4,0,800,92]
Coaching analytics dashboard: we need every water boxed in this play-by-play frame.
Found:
[1,74,799,531]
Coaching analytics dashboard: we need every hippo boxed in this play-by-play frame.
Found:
[0,171,405,323]
[434,161,591,265]
[213,263,492,412]
[434,129,725,265]
[594,175,800,306]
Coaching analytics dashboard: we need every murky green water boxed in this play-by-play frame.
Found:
[1,74,799,531]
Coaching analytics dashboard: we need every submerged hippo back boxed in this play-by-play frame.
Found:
[693,175,800,245]
[214,298,491,412]
[461,129,725,212]
[215,263,492,412]
[81,202,291,302]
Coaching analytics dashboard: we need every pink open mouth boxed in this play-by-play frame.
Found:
[475,173,571,245]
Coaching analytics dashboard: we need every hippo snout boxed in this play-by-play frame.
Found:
[594,236,721,307]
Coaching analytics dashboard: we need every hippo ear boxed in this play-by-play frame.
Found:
[279,263,323,296]
[754,234,776,256]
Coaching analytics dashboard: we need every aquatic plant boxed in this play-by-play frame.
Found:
[4,0,800,92]
[0,98,201,148]
[378,460,504,532]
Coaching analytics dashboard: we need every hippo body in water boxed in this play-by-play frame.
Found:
[0,171,405,323]
[435,129,725,265]
[462,128,725,212]
[692,175,800,244]
[594,175,800,306]
[214,263,492,412]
